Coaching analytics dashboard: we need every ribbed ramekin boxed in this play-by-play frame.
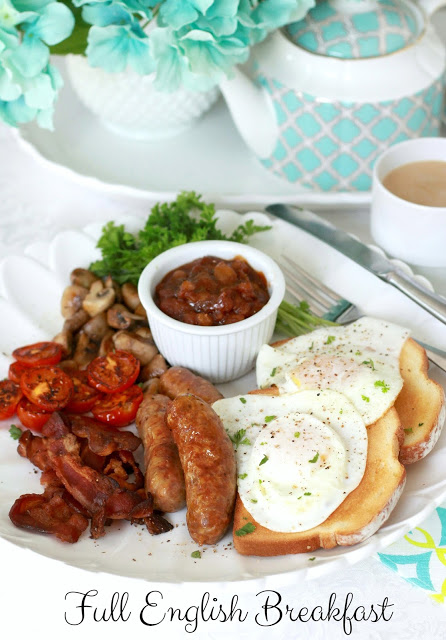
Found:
[137,240,285,383]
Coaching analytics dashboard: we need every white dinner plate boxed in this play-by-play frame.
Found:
[0,210,445,587]
[15,59,372,212]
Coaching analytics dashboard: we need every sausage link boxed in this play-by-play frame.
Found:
[159,366,223,404]
[135,394,186,513]
[166,394,236,545]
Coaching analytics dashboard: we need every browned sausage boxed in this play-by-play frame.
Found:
[159,366,223,404]
[166,394,236,545]
[135,394,186,513]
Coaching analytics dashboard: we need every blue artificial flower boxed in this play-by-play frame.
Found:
[0,0,73,128]
[159,0,213,30]
[86,22,155,73]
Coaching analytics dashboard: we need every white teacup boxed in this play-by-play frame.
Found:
[371,138,446,268]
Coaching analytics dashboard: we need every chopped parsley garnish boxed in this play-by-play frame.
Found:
[418,423,424,427]
[235,522,256,537]
[228,429,251,449]
[404,428,413,434]
[355,350,362,356]
[259,455,268,466]
[325,335,336,345]
[264,415,276,423]
[309,342,314,351]
[251,499,258,503]
[270,367,277,377]
[9,425,21,440]
[309,452,319,463]
[362,359,375,371]
[294,431,301,438]
[374,380,390,393]
[238,473,248,480]
[304,492,312,496]
[239,397,247,404]
[362,395,370,402]
[89,192,271,285]
[308,557,316,561]
[191,550,201,559]
[339,409,343,415]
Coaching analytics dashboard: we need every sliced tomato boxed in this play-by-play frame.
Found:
[91,385,143,427]
[0,380,22,420]
[64,370,102,414]
[12,341,63,368]
[8,361,32,384]
[20,366,73,411]
[87,350,140,394]
[16,397,52,432]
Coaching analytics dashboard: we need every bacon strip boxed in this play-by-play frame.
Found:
[67,414,142,455]
[9,489,89,543]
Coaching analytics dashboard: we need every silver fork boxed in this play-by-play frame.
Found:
[280,255,446,373]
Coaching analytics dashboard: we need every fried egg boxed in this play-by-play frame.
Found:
[256,317,410,426]
[213,390,367,533]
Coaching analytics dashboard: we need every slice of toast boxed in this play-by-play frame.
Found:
[233,407,405,556]
[396,338,445,465]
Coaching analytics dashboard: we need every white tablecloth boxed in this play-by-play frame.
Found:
[1,122,446,640]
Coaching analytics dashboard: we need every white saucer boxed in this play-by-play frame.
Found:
[16,58,372,212]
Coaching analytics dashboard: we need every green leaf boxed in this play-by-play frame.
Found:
[9,425,22,440]
[191,550,201,559]
[259,455,268,466]
[235,522,256,536]
[50,0,89,56]
[308,452,319,463]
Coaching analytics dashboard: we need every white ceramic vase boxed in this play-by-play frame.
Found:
[65,54,220,141]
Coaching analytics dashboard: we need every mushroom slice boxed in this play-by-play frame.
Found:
[82,280,115,317]
[107,304,146,331]
[112,330,158,366]
[70,268,99,289]
[140,354,168,381]
[61,285,88,319]
[104,275,123,303]
[82,312,109,345]
[122,283,141,311]
[63,309,90,333]
[134,327,152,340]
[73,331,100,369]
[140,377,161,395]
[52,329,74,357]
[134,303,148,320]
[99,330,115,357]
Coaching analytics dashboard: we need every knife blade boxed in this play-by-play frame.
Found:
[266,204,446,327]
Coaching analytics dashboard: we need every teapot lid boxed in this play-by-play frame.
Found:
[285,0,421,59]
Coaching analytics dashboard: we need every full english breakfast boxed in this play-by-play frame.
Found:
[1,195,445,560]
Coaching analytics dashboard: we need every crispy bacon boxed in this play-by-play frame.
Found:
[17,430,51,471]
[48,436,145,538]
[68,414,141,455]
[103,450,144,491]
[11,411,172,542]
[9,489,89,543]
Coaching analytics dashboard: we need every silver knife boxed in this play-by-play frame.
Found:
[266,204,446,327]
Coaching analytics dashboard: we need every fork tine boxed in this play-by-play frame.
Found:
[281,263,332,314]
[282,256,343,306]
[286,282,326,316]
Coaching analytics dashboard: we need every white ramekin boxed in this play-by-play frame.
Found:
[371,138,446,268]
[138,240,285,383]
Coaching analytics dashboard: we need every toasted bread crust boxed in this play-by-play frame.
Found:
[396,338,445,465]
[233,408,405,556]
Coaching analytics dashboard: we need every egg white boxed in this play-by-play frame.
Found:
[256,317,410,426]
[213,390,367,533]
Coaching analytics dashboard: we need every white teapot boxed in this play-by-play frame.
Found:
[220,0,446,192]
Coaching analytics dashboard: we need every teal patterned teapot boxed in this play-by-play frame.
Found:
[220,0,446,192]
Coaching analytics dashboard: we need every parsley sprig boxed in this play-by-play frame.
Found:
[228,428,251,449]
[90,192,271,284]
